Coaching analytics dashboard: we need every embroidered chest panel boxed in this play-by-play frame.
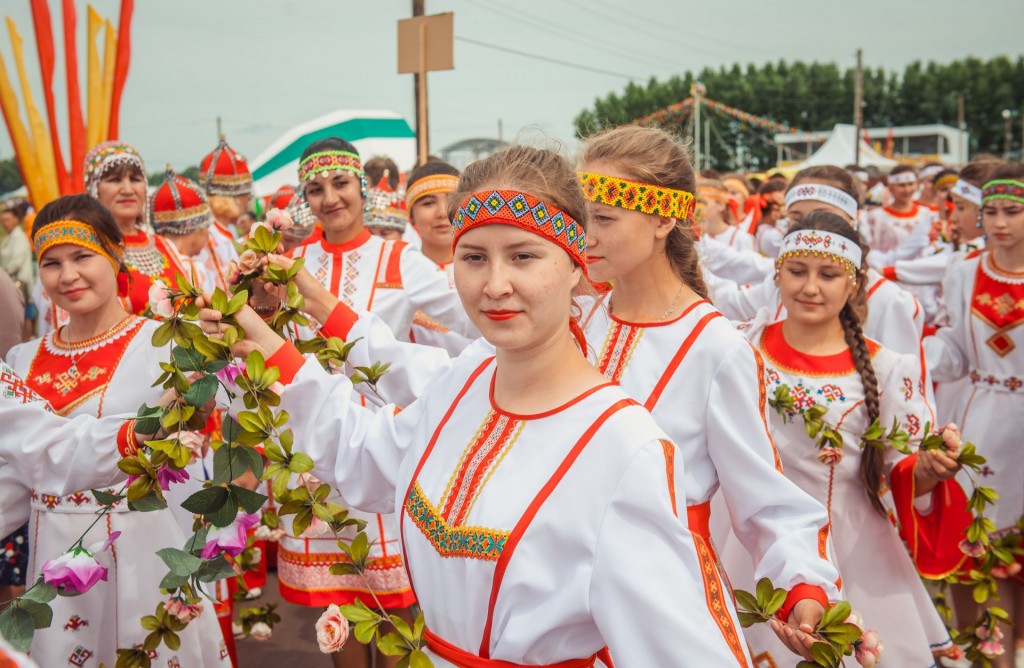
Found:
[25,318,144,415]
[596,320,644,382]
[406,410,524,561]
[124,232,171,278]
[971,256,1024,357]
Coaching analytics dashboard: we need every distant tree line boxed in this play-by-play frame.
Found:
[575,56,1024,171]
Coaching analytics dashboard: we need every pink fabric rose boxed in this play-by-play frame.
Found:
[249,622,272,641]
[215,361,244,387]
[237,249,262,276]
[265,208,294,232]
[844,611,864,629]
[253,525,272,541]
[165,598,204,623]
[148,280,174,319]
[315,604,349,654]
[855,629,883,667]
[816,446,843,465]
[201,512,260,559]
[939,423,962,453]
[978,639,1005,658]
[169,430,205,463]
[155,463,190,491]
[959,538,986,558]
[42,531,121,595]
[226,260,242,286]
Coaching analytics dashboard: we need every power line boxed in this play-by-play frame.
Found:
[454,36,641,81]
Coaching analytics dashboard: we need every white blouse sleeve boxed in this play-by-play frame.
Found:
[706,339,840,597]
[700,236,775,285]
[590,440,748,667]
[707,272,779,322]
[0,463,30,538]
[924,261,972,383]
[400,249,480,338]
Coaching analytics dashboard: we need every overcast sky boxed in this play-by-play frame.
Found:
[1,0,1022,177]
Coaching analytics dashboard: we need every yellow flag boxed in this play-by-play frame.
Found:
[7,17,58,207]
[98,20,116,143]
[86,5,102,149]
[0,47,44,209]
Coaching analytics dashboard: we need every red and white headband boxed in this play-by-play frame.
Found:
[777,229,863,276]
[887,171,917,185]
[950,179,983,206]
[784,183,858,220]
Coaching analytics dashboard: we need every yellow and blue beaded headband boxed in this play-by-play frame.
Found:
[577,171,696,221]
[32,220,123,271]
[777,229,862,278]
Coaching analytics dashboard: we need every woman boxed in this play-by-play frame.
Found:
[405,160,474,355]
[926,162,1024,667]
[279,138,474,668]
[736,212,966,666]
[6,195,228,667]
[867,165,937,264]
[201,145,748,666]
[698,177,755,252]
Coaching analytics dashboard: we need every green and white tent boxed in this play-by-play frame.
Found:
[249,110,416,195]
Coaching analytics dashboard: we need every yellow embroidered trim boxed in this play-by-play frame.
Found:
[578,171,696,221]
[33,219,121,270]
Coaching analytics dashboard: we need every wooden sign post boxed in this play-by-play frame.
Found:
[398,12,453,165]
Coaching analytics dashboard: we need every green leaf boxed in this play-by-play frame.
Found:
[173,346,208,372]
[354,619,379,644]
[181,486,230,515]
[291,508,313,539]
[230,485,268,515]
[207,492,242,528]
[245,350,266,381]
[289,452,314,474]
[765,588,787,616]
[736,610,765,628]
[734,589,759,613]
[809,640,841,667]
[196,557,237,583]
[329,562,362,577]
[349,532,370,568]
[17,600,52,630]
[156,548,204,577]
[0,605,35,653]
[340,600,379,623]
[225,290,249,316]
[376,631,409,656]
[819,621,863,645]
[159,571,189,590]
[152,322,174,347]
[92,489,126,506]
[754,578,775,608]
[183,375,219,408]
[820,600,852,628]
[128,491,169,513]
[20,581,57,605]
[408,649,432,668]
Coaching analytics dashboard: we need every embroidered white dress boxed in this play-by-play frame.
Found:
[699,234,775,285]
[709,226,756,253]
[6,319,229,668]
[867,203,936,263]
[408,261,474,357]
[925,251,1024,532]
[279,230,475,609]
[270,342,752,666]
[725,317,954,667]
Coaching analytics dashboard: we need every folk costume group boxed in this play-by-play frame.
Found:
[0,121,1022,668]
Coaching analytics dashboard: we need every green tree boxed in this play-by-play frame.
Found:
[0,158,24,195]
[149,166,202,187]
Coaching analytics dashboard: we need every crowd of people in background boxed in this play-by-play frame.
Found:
[0,126,1022,668]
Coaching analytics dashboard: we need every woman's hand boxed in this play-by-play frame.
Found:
[264,253,339,324]
[197,294,286,360]
[768,599,824,660]
[917,423,963,484]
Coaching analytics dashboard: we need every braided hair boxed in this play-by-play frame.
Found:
[786,211,886,515]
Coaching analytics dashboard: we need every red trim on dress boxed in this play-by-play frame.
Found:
[265,342,306,385]
[320,302,360,340]
[644,311,722,410]
[759,322,879,377]
[424,628,603,668]
[608,298,708,329]
[318,228,372,254]
[882,203,920,219]
[881,266,898,282]
[488,372,616,420]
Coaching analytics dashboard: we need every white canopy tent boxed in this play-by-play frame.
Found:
[798,124,898,171]
[249,110,416,195]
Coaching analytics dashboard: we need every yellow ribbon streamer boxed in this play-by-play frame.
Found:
[86,5,102,149]
[98,20,116,144]
[7,17,58,206]
[0,43,44,209]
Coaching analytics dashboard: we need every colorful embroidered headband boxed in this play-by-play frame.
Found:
[982,180,1024,206]
[33,219,122,271]
[298,150,363,183]
[777,229,863,276]
[853,170,869,183]
[920,165,944,180]
[83,141,146,194]
[697,187,733,203]
[453,190,586,267]
[784,183,859,220]
[933,174,958,191]
[887,171,917,185]
[951,179,983,206]
[578,171,695,221]
[406,174,460,210]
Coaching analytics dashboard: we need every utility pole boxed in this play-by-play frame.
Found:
[704,120,710,170]
[498,118,503,144]
[957,92,966,164]
[853,49,863,167]
[1003,109,1013,159]
[412,0,427,163]
[694,87,702,171]
[216,116,222,140]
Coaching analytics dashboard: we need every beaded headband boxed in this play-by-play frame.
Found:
[777,229,863,277]
[933,174,958,191]
[453,189,586,267]
[578,171,695,221]
[951,179,983,206]
[697,187,733,203]
[406,174,460,210]
[298,150,363,183]
[982,180,1024,206]
[887,171,917,185]
[784,183,859,220]
[33,219,122,271]
[920,165,944,180]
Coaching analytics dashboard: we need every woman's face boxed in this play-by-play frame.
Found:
[763,192,786,224]
[696,191,727,224]
[411,192,454,253]
[949,195,981,240]
[982,198,1024,255]
[303,172,364,239]
[0,211,19,233]
[778,254,856,328]
[785,199,855,226]
[454,223,581,354]
[888,179,917,206]
[578,161,674,284]
[38,242,119,317]
[95,167,146,226]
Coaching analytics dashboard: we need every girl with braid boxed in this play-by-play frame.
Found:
[733,211,970,666]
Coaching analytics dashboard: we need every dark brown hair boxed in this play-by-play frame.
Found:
[364,155,400,190]
[785,210,885,515]
[33,194,125,271]
[576,124,707,298]
[988,161,1024,182]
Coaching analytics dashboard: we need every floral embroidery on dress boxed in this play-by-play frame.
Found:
[63,615,88,632]
[905,414,921,437]
[68,646,94,667]
[902,377,914,401]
